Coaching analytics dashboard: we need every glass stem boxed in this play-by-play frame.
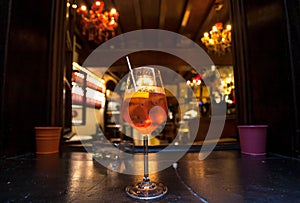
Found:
[143,134,150,182]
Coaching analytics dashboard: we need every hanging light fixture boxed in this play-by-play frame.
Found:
[201,22,232,55]
[186,74,202,87]
[77,0,119,44]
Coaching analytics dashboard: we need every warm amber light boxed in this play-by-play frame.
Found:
[109,18,116,25]
[212,26,218,32]
[110,8,117,15]
[76,1,119,44]
[95,1,101,6]
[80,5,87,11]
[201,22,232,55]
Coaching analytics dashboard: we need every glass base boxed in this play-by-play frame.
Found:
[125,181,167,200]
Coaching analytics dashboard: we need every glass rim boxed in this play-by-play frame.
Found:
[133,66,159,71]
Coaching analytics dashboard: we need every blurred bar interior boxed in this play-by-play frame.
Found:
[0,0,299,158]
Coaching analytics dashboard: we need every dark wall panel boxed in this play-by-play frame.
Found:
[1,0,54,156]
[231,0,299,156]
[0,0,10,155]
[244,0,294,155]
[284,0,300,156]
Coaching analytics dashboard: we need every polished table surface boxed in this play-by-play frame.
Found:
[1,150,300,202]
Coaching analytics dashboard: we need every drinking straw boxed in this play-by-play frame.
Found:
[126,56,137,90]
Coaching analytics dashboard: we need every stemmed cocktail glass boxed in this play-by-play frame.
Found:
[121,66,168,200]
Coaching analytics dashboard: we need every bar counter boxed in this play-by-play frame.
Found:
[1,150,300,202]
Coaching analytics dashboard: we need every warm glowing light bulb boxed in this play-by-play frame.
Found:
[80,5,87,11]
[226,77,232,83]
[212,26,218,32]
[72,4,78,9]
[95,1,101,6]
[226,24,232,30]
[204,32,209,37]
[109,18,116,25]
[110,8,117,15]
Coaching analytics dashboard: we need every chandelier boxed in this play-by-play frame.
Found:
[77,0,119,44]
[201,22,232,55]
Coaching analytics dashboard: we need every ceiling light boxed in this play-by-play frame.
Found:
[77,0,119,44]
[181,10,191,27]
[201,22,232,55]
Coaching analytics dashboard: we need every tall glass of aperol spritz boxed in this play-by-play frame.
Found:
[121,66,168,200]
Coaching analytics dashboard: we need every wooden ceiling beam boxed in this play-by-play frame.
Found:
[133,0,142,29]
[178,0,191,34]
[192,0,215,42]
[159,0,167,29]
